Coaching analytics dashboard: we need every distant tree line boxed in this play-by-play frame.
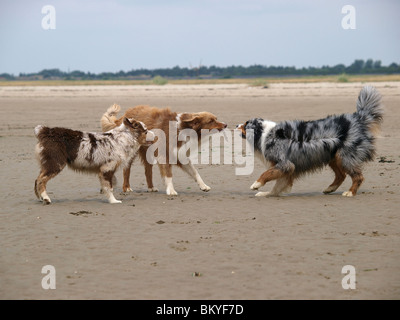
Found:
[1,59,399,81]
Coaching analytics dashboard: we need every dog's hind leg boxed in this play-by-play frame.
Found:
[159,164,178,196]
[35,148,67,204]
[145,163,158,192]
[36,172,52,204]
[34,179,40,199]
[324,156,347,194]
[178,160,211,192]
[35,169,62,205]
[342,170,364,197]
[122,158,134,192]
[140,147,158,192]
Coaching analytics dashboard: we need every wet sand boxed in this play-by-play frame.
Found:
[0,82,399,299]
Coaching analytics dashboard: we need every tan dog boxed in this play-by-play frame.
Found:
[101,104,227,195]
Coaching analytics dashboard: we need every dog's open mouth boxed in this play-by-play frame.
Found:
[210,126,227,132]
[214,122,228,132]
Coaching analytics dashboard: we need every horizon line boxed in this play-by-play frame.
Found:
[3,59,400,77]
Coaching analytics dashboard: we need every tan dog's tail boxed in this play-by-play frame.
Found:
[101,104,121,132]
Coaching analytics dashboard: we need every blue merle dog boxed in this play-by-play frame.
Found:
[236,86,383,197]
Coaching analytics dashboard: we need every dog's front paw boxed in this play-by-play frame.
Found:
[255,191,270,197]
[200,184,211,192]
[342,191,354,197]
[123,187,133,192]
[148,187,159,192]
[166,187,178,196]
[250,181,262,190]
[109,199,122,204]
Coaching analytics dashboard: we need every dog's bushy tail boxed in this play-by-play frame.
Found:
[356,86,383,134]
[101,104,121,132]
[34,125,44,137]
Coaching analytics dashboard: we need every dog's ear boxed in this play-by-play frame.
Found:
[182,115,200,124]
[183,116,201,131]
[123,117,133,127]
[124,117,141,129]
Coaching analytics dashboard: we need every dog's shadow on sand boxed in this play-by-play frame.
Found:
[235,190,353,198]
[31,189,353,207]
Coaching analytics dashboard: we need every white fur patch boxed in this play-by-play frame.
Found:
[342,191,354,197]
[165,177,178,196]
[255,191,270,197]
[139,121,147,131]
[323,185,338,194]
[196,171,210,191]
[146,130,155,141]
[198,179,210,192]
[34,125,44,137]
[103,187,122,203]
[176,113,182,129]
[35,143,44,163]
[260,120,277,155]
[71,129,138,170]
[250,181,262,190]
[40,191,51,204]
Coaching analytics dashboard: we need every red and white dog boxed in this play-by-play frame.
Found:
[34,118,153,204]
[101,104,227,195]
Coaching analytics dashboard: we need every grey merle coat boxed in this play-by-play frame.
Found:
[237,86,383,197]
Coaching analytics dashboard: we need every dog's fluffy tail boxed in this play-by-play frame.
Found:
[34,125,44,137]
[356,86,383,134]
[101,104,121,132]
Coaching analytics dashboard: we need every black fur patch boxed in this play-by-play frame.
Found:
[283,123,293,139]
[297,121,307,144]
[86,133,98,162]
[245,118,264,151]
[275,128,285,139]
[334,115,351,143]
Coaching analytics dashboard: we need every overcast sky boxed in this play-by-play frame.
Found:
[0,0,399,75]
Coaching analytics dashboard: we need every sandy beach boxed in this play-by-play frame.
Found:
[0,82,399,299]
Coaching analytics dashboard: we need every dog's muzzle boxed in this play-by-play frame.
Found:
[146,130,155,145]
[235,124,246,138]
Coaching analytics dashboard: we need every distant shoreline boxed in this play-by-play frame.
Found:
[1,74,399,87]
